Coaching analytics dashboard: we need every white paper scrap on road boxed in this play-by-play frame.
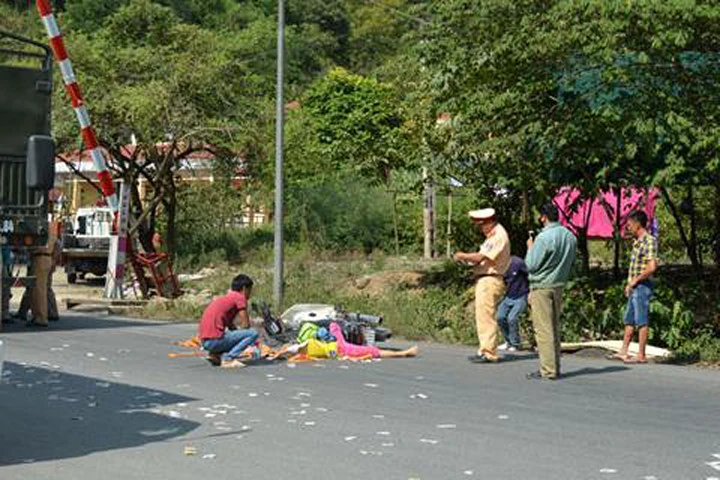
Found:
[364,383,379,388]
[202,454,216,460]
[420,438,439,445]
[437,424,457,429]
[561,340,670,358]
[599,468,618,473]
[344,436,357,442]
[497,415,509,420]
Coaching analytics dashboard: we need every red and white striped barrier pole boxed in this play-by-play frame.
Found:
[36,0,118,213]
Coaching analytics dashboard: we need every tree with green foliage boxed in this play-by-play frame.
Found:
[420,0,720,272]
[53,0,266,257]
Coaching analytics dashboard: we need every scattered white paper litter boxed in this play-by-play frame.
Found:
[410,393,428,400]
[205,413,217,418]
[248,393,259,398]
[381,442,395,447]
[202,454,216,460]
[304,421,316,427]
[344,436,358,442]
[463,470,474,476]
[599,468,617,474]
[420,438,439,445]
[497,415,509,420]
[376,431,391,436]
[85,352,95,358]
[364,383,379,388]
[436,424,456,429]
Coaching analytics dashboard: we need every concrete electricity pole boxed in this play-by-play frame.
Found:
[273,0,285,309]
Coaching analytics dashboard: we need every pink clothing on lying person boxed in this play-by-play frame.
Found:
[330,322,381,359]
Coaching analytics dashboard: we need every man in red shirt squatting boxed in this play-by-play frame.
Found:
[198,274,259,369]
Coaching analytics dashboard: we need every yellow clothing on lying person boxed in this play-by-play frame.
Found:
[306,338,338,359]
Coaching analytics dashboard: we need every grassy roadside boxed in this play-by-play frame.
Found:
[138,246,720,363]
[141,246,477,344]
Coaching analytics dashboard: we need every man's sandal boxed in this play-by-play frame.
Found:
[606,353,630,361]
[220,359,246,369]
[623,356,648,364]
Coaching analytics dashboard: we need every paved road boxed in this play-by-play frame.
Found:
[1,314,719,480]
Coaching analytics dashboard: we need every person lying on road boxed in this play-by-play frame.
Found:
[270,322,418,361]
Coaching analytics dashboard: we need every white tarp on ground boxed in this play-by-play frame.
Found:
[561,340,671,359]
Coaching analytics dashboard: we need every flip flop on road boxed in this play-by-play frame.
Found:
[606,353,630,361]
[623,356,648,364]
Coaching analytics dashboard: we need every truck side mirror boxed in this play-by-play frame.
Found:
[26,135,55,190]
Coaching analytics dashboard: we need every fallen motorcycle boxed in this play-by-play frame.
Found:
[253,302,392,346]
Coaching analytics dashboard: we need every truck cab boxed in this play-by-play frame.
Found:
[62,207,111,283]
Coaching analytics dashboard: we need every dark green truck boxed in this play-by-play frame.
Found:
[0,31,57,323]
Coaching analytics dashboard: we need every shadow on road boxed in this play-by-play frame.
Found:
[0,362,199,466]
[0,314,165,334]
[561,365,630,379]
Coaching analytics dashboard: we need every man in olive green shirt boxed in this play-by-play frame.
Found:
[525,203,577,380]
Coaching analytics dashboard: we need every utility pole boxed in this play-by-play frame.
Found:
[272,0,285,309]
[423,167,435,259]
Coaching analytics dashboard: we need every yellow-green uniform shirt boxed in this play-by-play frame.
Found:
[628,233,658,283]
[474,223,511,277]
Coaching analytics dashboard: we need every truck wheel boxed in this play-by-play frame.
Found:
[67,273,77,284]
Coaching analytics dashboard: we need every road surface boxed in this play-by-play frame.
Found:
[1,314,719,479]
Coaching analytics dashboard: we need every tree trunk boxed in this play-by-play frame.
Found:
[714,184,720,267]
[660,187,700,270]
[391,191,400,256]
[687,187,702,268]
[612,186,622,279]
[577,226,590,275]
[128,176,155,253]
[164,179,177,262]
[446,191,453,258]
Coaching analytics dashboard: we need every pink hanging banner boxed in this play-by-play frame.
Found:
[553,187,659,239]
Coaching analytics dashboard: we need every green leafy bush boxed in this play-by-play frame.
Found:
[286,176,395,254]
